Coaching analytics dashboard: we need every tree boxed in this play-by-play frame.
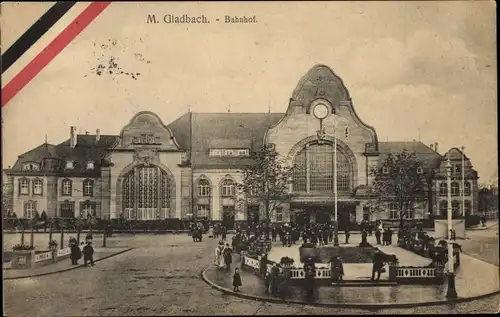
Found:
[478,185,498,216]
[368,149,428,228]
[2,182,13,218]
[236,146,295,239]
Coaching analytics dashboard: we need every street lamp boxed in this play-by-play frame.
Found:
[446,157,458,299]
[313,101,348,247]
[461,146,465,217]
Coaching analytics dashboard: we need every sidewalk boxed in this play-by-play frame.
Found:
[3,247,131,279]
[467,221,498,231]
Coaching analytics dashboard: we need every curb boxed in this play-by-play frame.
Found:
[4,248,133,280]
[200,267,500,309]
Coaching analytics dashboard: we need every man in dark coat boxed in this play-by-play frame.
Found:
[371,249,384,281]
[83,241,95,267]
[224,243,233,270]
[70,241,81,265]
[221,225,227,241]
[375,227,382,245]
[345,227,350,244]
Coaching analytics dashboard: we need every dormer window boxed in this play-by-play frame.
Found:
[382,167,389,174]
[66,161,74,169]
[23,163,39,171]
[135,133,155,144]
[86,161,95,170]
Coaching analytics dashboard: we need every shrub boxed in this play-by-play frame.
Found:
[280,256,295,265]
[48,240,58,248]
[12,244,34,251]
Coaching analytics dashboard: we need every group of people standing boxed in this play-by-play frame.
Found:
[69,233,95,267]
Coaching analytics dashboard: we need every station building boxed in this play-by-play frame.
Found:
[4,65,479,228]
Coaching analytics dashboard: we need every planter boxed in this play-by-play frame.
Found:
[11,250,35,269]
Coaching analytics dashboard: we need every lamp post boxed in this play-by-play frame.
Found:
[461,146,465,217]
[333,115,341,246]
[446,157,458,299]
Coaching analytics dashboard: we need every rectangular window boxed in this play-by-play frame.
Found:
[140,134,148,144]
[66,161,74,169]
[275,207,283,222]
[33,179,43,195]
[19,179,30,195]
[197,205,210,218]
[86,161,95,170]
[83,180,94,196]
[24,201,36,218]
[62,180,72,196]
[81,204,95,218]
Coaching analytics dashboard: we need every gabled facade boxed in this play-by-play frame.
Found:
[5,64,480,228]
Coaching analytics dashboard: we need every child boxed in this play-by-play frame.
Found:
[233,268,242,292]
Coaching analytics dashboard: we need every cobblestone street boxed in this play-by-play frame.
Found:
[4,233,499,316]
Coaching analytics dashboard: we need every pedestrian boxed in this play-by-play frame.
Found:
[375,227,382,245]
[221,225,227,241]
[371,249,384,281]
[233,268,242,292]
[70,240,81,265]
[345,227,350,244]
[83,241,95,267]
[330,256,344,283]
[224,243,233,270]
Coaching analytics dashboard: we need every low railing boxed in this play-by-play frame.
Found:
[34,251,52,262]
[395,267,436,278]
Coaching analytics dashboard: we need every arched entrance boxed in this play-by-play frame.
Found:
[121,165,173,220]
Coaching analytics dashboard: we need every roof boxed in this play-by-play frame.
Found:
[9,135,118,175]
[378,141,442,169]
[168,112,284,169]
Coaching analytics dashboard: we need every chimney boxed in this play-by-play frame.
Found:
[430,144,434,150]
[70,126,77,148]
[434,142,438,153]
[85,131,90,135]
[96,129,101,142]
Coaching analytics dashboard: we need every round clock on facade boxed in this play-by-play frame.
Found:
[313,103,329,119]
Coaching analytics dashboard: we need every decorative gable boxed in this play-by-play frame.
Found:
[115,111,183,151]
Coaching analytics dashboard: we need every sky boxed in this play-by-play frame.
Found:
[1,1,497,184]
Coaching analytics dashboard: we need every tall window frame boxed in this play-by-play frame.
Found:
[451,182,460,196]
[221,179,236,197]
[19,178,30,196]
[83,179,94,197]
[62,179,72,196]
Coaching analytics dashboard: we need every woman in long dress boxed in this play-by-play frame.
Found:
[217,244,226,268]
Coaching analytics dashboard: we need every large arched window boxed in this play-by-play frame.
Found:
[439,182,447,196]
[121,165,172,220]
[24,201,37,218]
[451,182,460,196]
[292,142,351,193]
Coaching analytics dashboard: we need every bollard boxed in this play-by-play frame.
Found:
[21,226,25,245]
[103,224,107,247]
[60,229,64,249]
[30,226,35,247]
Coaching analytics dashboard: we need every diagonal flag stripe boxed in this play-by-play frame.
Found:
[1,2,112,107]
[1,2,77,74]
